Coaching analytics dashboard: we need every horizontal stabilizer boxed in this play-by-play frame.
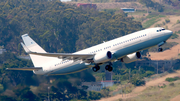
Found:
[6,67,42,71]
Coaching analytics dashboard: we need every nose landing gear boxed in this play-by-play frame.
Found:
[158,41,165,52]
[158,47,163,52]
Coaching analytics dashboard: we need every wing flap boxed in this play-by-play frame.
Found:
[29,52,94,60]
[6,67,42,71]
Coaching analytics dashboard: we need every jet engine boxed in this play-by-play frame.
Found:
[121,52,141,63]
[93,51,112,63]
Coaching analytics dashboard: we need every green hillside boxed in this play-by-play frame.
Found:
[0,0,142,54]
[0,0,145,100]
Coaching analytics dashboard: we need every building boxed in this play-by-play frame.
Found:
[81,82,102,91]
[0,49,6,54]
[105,71,112,80]
[81,80,114,91]
[101,80,114,88]
[18,56,31,60]
[121,8,135,12]
[77,3,97,9]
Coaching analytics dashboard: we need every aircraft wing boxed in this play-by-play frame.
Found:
[6,67,42,71]
[21,42,95,62]
[29,52,95,60]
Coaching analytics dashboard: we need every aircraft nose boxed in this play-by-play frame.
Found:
[165,30,173,36]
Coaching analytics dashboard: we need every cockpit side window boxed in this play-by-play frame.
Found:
[157,28,165,32]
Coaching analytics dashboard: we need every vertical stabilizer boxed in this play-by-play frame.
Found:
[21,34,46,53]
[21,34,57,67]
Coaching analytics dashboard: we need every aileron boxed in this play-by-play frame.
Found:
[6,67,42,71]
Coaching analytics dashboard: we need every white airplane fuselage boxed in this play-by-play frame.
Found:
[33,27,172,75]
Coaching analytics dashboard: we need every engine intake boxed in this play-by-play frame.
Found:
[121,52,141,63]
[93,51,112,63]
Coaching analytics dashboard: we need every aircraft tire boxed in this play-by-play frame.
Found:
[96,66,100,70]
[108,66,113,72]
[158,47,163,52]
[105,65,110,70]
[92,67,98,72]
[105,65,113,72]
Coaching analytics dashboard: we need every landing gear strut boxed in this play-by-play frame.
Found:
[92,65,100,72]
[105,65,113,72]
[158,41,165,52]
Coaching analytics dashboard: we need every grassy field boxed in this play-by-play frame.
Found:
[123,80,180,101]
[142,15,166,28]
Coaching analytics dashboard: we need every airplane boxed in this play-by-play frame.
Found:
[6,27,173,75]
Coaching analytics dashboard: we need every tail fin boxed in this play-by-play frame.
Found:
[21,34,57,67]
[21,34,46,53]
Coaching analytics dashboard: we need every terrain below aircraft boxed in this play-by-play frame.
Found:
[6,27,173,75]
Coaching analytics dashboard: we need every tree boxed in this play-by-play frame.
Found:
[13,86,39,101]
[139,0,164,12]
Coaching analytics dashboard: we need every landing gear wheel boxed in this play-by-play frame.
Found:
[108,66,113,72]
[158,47,163,52]
[92,66,100,72]
[105,65,113,72]
[96,66,100,70]
[92,67,98,72]
[105,65,110,70]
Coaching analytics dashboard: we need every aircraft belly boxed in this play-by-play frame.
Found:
[50,63,89,75]
[115,35,169,58]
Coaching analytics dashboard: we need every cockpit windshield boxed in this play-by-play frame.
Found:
[157,28,165,32]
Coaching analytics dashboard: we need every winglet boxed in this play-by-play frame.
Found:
[21,42,31,53]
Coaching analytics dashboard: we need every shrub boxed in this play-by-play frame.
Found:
[177,30,180,34]
[155,24,162,27]
[165,19,170,23]
[131,79,145,86]
[169,83,175,87]
[158,84,166,88]
[170,33,179,39]
[165,77,180,82]
[177,20,180,24]
[146,71,155,77]
[162,21,166,25]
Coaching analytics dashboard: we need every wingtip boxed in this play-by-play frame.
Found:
[21,33,29,38]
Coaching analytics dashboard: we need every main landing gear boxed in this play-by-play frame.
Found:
[92,64,113,72]
[105,65,113,72]
[92,65,100,72]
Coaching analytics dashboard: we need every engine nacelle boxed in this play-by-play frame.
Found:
[93,51,112,63]
[121,52,141,63]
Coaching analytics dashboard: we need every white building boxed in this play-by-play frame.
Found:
[101,80,114,88]
[0,49,6,54]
